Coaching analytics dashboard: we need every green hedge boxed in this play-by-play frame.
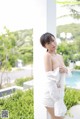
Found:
[0,87,80,119]
[64,88,80,110]
[15,76,33,87]
[0,89,33,119]
[74,65,80,70]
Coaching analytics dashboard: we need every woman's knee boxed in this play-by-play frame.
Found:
[55,116,64,119]
[46,107,55,118]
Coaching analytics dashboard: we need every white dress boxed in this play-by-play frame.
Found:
[42,67,67,116]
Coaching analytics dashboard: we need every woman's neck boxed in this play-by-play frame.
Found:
[48,50,56,55]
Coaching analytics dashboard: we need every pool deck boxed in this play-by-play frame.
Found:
[72,69,80,72]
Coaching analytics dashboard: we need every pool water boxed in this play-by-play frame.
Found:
[65,70,80,88]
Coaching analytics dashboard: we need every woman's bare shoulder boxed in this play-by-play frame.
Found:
[44,52,51,59]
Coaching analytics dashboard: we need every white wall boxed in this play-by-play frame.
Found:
[33,0,56,119]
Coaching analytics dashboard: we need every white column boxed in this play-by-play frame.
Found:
[33,0,56,119]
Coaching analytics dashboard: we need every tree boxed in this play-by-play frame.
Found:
[57,0,80,19]
[57,41,78,65]
[0,27,33,88]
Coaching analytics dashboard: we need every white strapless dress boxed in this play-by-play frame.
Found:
[42,67,68,116]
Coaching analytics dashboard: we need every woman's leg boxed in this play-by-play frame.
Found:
[46,107,64,119]
[55,116,64,119]
[46,107,55,119]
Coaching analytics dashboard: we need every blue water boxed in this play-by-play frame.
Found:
[65,71,80,88]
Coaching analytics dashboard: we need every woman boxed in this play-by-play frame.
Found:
[40,32,68,119]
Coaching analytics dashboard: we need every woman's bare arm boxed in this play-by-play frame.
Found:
[59,55,68,73]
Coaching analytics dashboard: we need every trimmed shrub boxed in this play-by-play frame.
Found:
[0,89,33,119]
[15,76,33,86]
[64,87,80,110]
[74,65,80,70]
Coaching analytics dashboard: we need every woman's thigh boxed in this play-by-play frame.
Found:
[46,107,55,119]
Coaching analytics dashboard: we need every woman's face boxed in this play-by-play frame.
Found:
[45,37,57,52]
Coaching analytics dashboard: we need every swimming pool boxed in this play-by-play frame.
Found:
[65,70,80,89]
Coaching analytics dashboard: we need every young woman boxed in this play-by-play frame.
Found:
[40,32,67,119]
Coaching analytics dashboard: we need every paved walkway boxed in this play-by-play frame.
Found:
[0,65,33,84]
[65,105,80,119]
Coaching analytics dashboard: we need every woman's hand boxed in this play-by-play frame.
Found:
[59,66,68,73]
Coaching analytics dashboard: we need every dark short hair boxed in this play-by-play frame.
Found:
[40,32,55,47]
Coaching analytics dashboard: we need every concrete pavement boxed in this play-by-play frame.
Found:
[0,65,33,84]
